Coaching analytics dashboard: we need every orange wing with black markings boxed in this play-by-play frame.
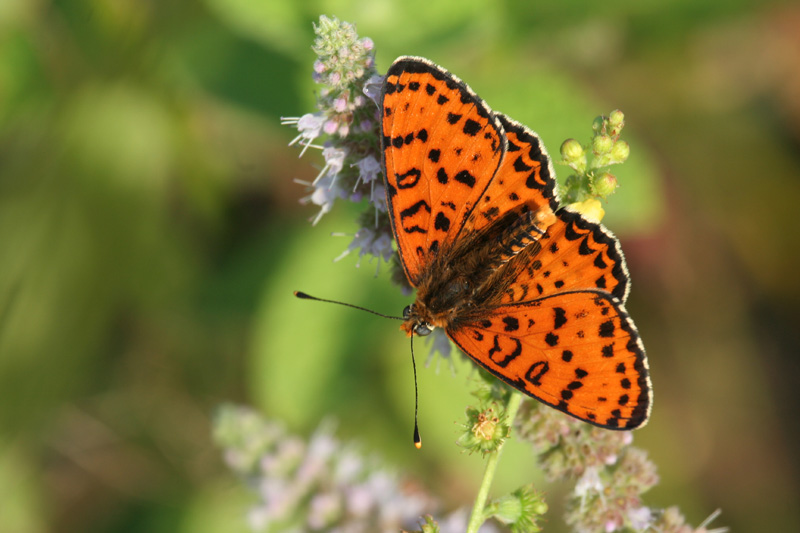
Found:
[498,207,631,305]
[381,57,505,286]
[449,290,650,430]
[464,113,559,235]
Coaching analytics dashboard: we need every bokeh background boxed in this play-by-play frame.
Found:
[1,0,799,531]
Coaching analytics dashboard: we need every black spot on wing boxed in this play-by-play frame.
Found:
[454,170,476,188]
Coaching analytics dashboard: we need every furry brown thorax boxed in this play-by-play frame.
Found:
[400,205,556,337]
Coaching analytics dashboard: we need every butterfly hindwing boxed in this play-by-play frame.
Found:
[448,290,651,429]
[381,57,505,286]
[498,208,631,305]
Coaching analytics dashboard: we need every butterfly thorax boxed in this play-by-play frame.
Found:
[401,206,556,337]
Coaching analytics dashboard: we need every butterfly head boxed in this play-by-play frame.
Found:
[401,304,435,337]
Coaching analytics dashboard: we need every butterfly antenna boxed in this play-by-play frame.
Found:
[410,334,422,449]
[294,291,404,320]
[296,290,419,447]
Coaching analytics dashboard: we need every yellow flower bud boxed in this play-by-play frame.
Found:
[568,198,605,223]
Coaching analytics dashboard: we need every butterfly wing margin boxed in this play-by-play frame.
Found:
[381,57,505,286]
[448,290,651,429]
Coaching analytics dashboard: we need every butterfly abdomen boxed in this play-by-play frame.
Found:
[495,207,556,265]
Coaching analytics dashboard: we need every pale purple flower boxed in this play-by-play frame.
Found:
[425,328,453,366]
[628,506,653,530]
[333,95,348,112]
[308,491,343,528]
[324,119,339,135]
[369,182,387,212]
[319,145,347,181]
[353,155,381,186]
[334,227,394,267]
[282,113,326,156]
[214,404,439,532]
[363,74,383,106]
[574,466,603,500]
[301,173,347,225]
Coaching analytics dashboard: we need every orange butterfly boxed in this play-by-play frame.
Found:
[381,57,651,430]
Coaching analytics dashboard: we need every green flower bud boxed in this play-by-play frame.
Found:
[608,109,625,129]
[592,134,613,155]
[592,115,605,133]
[490,486,547,533]
[560,138,584,162]
[610,140,630,163]
[561,139,587,173]
[417,515,440,533]
[493,494,523,525]
[592,171,618,198]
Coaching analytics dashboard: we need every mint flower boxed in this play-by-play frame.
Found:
[214,405,438,531]
[515,400,727,533]
[334,226,394,267]
[281,113,325,156]
[283,16,396,272]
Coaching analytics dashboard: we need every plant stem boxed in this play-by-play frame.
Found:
[465,392,525,533]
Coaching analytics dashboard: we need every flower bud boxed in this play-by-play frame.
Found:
[568,198,605,223]
[592,171,618,198]
[561,139,586,173]
[491,486,547,532]
[608,109,625,130]
[418,515,440,533]
[493,494,523,525]
[610,140,630,163]
[560,138,583,161]
[592,134,613,155]
[592,115,605,133]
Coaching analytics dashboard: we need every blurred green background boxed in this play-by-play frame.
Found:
[1,0,799,531]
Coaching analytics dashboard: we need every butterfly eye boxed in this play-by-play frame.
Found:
[414,322,432,336]
[403,305,414,319]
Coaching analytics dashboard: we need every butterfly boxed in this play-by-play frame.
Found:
[381,57,651,430]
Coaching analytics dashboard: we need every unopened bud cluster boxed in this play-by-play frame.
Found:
[560,110,633,213]
[489,485,548,533]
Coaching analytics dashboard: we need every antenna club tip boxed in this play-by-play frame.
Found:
[294,291,310,299]
[414,441,422,449]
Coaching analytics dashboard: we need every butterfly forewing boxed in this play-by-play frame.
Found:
[448,290,651,429]
[464,114,559,235]
[381,57,504,286]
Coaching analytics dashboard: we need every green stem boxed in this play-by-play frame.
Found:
[465,392,525,533]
